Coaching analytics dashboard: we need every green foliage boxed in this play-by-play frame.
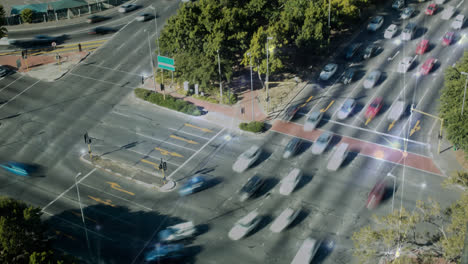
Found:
[0,197,76,264]
[439,51,468,155]
[0,5,8,38]
[443,171,468,189]
[20,9,34,24]
[239,121,265,133]
[134,88,201,116]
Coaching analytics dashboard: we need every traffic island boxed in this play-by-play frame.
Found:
[80,154,176,192]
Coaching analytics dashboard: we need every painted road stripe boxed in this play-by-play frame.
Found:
[155,147,183,158]
[141,159,160,169]
[107,182,135,196]
[320,100,334,112]
[170,135,198,144]
[184,123,213,133]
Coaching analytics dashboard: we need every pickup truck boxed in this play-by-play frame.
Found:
[387,100,405,122]
[158,221,196,242]
[441,5,455,20]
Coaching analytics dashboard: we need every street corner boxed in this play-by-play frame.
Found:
[159,180,176,192]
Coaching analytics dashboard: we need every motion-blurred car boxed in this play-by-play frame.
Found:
[366,179,386,209]
[401,22,416,41]
[415,39,429,55]
[283,137,301,159]
[279,168,302,195]
[384,24,398,39]
[341,68,355,84]
[285,104,300,120]
[425,3,437,15]
[398,56,413,73]
[88,26,117,35]
[365,97,383,119]
[0,65,8,77]
[291,237,322,264]
[420,57,436,75]
[400,7,415,19]
[136,13,154,22]
[451,14,465,30]
[392,0,404,9]
[441,5,455,20]
[337,98,356,120]
[442,31,454,46]
[362,44,377,59]
[363,70,381,89]
[178,174,207,196]
[86,15,107,23]
[270,206,300,233]
[367,16,384,32]
[345,43,361,59]
[144,243,184,262]
[118,3,138,13]
[228,210,260,240]
[32,35,57,45]
[319,63,338,81]
[158,221,195,242]
[232,145,261,173]
[0,162,30,176]
[239,174,265,202]
[311,131,333,155]
[303,111,323,131]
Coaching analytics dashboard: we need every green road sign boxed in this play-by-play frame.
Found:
[157,55,175,71]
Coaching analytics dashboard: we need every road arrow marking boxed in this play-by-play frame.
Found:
[107,182,135,196]
[141,159,160,170]
[388,50,400,61]
[320,100,335,112]
[388,120,397,131]
[170,135,198,144]
[409,120,421,136]
[88,196,117,207]
[365,117,372,126]
[155,147,184,158]
[184,123,213,133]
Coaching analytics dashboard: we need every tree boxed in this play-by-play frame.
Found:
[20,8,34,24]
[0,5,7,38]
[0,197,76,264]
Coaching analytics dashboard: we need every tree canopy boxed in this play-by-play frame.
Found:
[0,197,76,264]
[0,5,7,38]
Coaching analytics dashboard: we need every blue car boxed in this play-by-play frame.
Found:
[0,162,29,176]
[178,175,206,196]
[144,243,184,262]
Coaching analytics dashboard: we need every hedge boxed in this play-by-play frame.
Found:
[134,88,201,116]
[239,121,265,133]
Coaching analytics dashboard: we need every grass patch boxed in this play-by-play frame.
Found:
[134,88,201,116]
[239,121,265,133]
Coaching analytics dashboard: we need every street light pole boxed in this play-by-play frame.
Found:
[461,72,468,115]
[248,52,254,121]
[75,172,91,259]
[217,49,223,104]
[328,0,331,28]
[146,30,159,98]
[266,36,273,112]
[149,5,159,55]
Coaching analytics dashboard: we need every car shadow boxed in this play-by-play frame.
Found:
[297,140,312,156]
[431,60,442,74]
[341,151,359,168]
[382,183,398,202]
[326,134,342,151]
[178,245,203,264]
[377,103,389,117]
[295,173,314,192]
[195,223,210,237]
[205,176,222,190]
[247,215,272,237]
[414,26,428,39]
[256,177,279,198]
[313,238,335,263]
[288,209,309,230]
[251,151,272,168]
[349,103,364,119]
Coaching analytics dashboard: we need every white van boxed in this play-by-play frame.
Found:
[291,237,321,264]
[326,143,349,171]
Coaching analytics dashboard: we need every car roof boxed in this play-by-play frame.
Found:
[239,210,259,224]
[244,145,259,156]
[455,14,464,19]
[343,98,355,107]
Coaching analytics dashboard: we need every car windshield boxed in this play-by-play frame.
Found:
[243,177,259,191]
[318,134,329,143]
[371,17,381,23]
[286,138,299,149]
[308,112,320,122]
[324,64,335,72]
[371,102,379,108]
[243,147,258,158]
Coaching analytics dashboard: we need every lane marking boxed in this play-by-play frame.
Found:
[168,127,211,140]
[71,211,98,223]
[141,159,160,169]
[136,132,196,152]
[42,168,97,212]
[88,195,117,207]
[0,78,36,103]
[155,147,183,158]
[107,182,135,196]
[388,120,397,131]
[170,135,198,144]
[320,100,335,112]
[168,128,225,179]
[184,123,213,133]
[409,120,421,136]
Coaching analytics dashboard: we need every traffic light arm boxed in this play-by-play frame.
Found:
[411,107,444,153]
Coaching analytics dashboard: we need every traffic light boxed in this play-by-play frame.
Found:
[21,50,27,59]
[163,162,167,171]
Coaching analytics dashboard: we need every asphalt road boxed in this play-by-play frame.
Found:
[0,0,467,263]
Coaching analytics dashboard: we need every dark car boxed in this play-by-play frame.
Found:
[341,68,355,84]
[0,65,8,77]
[86,15,108,23]
[144,243,184,262]
[32,35,57,45]
[88,27,117,35]
[362,44,376,59]
[366,178,386,209]
[285,104,300,120]
[283,137,301,159]
[345,43,362,59]
[178,174,207,196]
[0,162,30,176]
[239,174,265,202]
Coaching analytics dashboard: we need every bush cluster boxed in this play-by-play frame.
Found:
[134,88,201,116]
[239,121,265,133]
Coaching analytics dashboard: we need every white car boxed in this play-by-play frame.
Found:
[303,111,323,131]
[363,70,381,89]
[279,168,302,195]
[232,145,261,172]
[398,56,413,73]
[451,14,465,30]
[337,99,356,120]
[311,131,333,155]
[384,24,398,39]
[319,63,338,81]
[270,207,300,233]
[441,5,455,20]
[400,7,414,20]
[367,16,384,32]
[118,4,138,13]
[158,221,195,242]
[228,210,260,240]
[291,237,322,264]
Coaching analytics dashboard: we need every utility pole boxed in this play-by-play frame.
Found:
[328,0,331,28]
[266,36,273,112]
[248,52,254,121]
[217,49,223,104]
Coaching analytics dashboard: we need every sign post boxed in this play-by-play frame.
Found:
[157,56,175,100]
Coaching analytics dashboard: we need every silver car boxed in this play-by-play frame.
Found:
[367,16,384,31]
[303,111,323,131]
[319,63,338,81]
[363,70,381,89]
[400,7,415,19]
[311,131,333,155]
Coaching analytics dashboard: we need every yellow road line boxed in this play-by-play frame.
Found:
[365,117,372,126]
[155,147,183,158]
[388,120,396,131]
[141,159,160,170]
[410,120,421,136]
[320,100,334,112]
[106,182,135,196]
[88,196,117,207]
[184,123,213,133]
[305,96,313,103]
[170,135,198,144]
[71,211,98,223]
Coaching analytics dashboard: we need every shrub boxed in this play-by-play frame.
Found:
[134,88,201,116]
[20,9,34,23]
[239,121,265,133]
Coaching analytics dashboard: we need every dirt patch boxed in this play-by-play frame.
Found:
[257,75,304,116]
[454,149,468,171]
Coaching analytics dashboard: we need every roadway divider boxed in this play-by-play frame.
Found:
[0,39,108,56]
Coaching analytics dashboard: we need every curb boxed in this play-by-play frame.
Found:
[79,154,176,192]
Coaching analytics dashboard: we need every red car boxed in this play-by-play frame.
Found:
[442,32,454,46]
[420,58,436,75]
[365,97,383,119]
[425,3,437,15]
[366,179,386,209]
[416,39,429,55]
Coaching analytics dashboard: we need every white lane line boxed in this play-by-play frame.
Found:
[41,168,97,212]
[0,80,40,111]
[68,72,138,89]
[168,128,226,179]
[0,74,25,92]
[81,62,142,76]
[136,132,197,152]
